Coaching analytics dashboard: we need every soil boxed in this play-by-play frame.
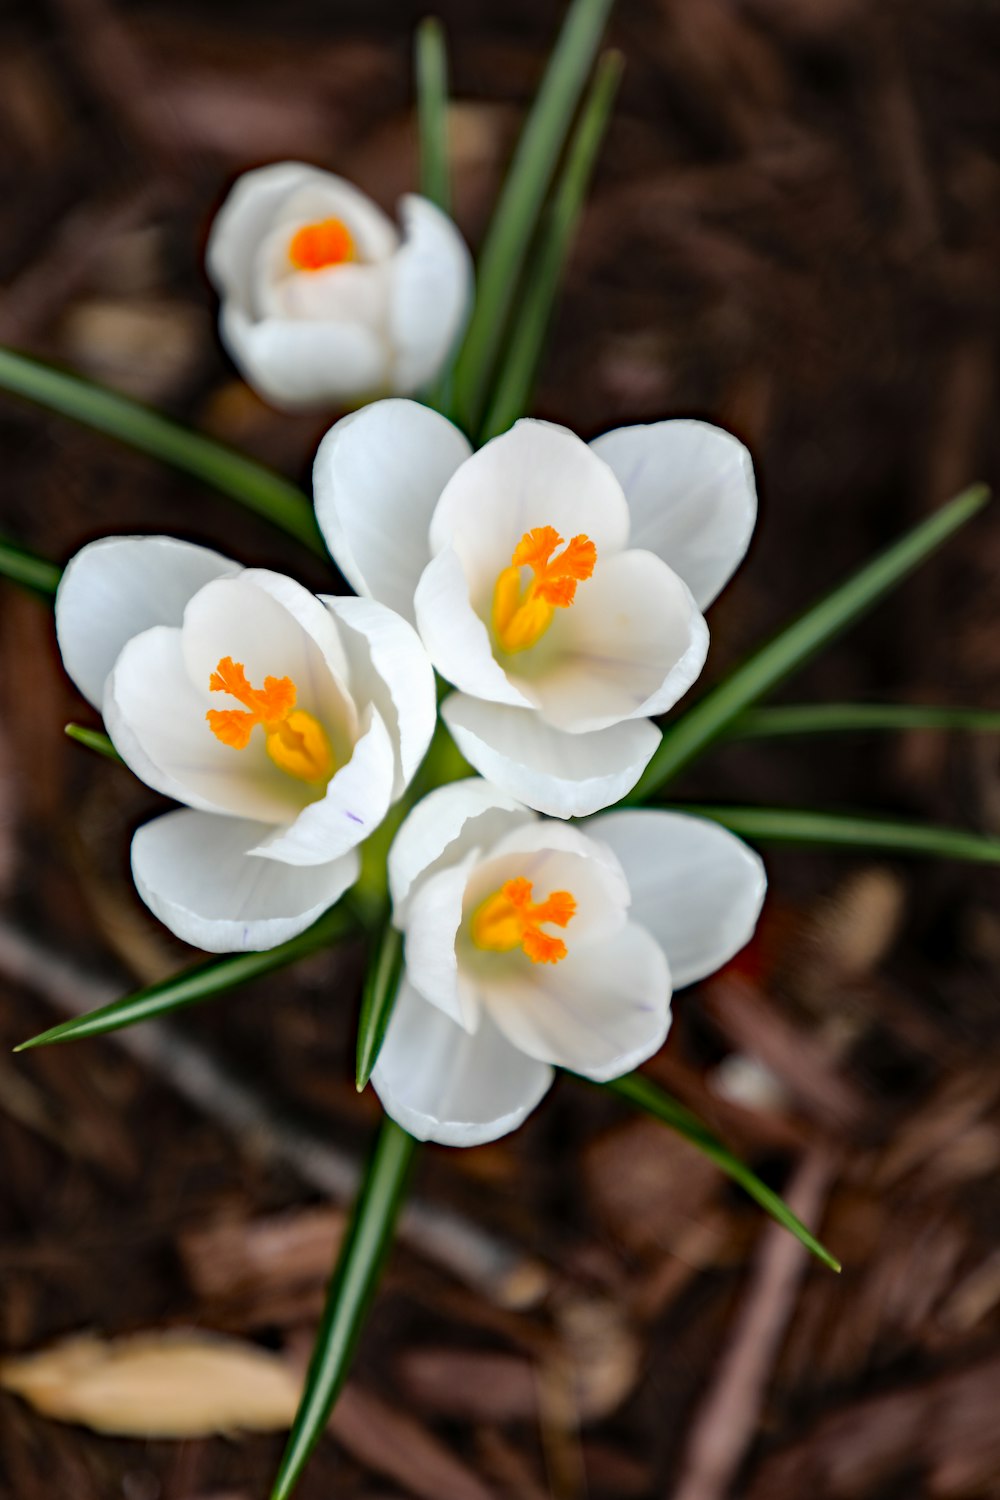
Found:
[1,1,999,1497]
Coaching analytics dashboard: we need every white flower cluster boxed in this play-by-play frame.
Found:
[54,164,767,1145]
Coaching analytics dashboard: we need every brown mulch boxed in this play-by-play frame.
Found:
[1,0,1000,1496]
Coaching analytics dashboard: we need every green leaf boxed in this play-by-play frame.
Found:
[668,803,1000,865]
[450,0,615,434]
[270,1117,417,1500]
[356,923,405,1091]
[479,49,623,443]
[0,532,61,597]
[13,904,354,1051]
[604,1072,841,1272]
[731,702,1000,739]
[0,347,325,556]
[630,483,990,800]
[416,17,451,212]
[65,723,121,761]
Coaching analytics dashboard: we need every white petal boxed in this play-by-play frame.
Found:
[428,419,631,597]
[529,550,709,732]
[372,981,553,1147]
[388,194,474,393]
[261,173,399,262]
[591,420,757,609]
[484,921,671,1081]
[462,820,630,949]
[252,706,396,865]
[131,808,358,954]
[182,571,358,764]
[388,779,531,923]
[404,853,480,1031]
[207,162,397,312]
[322,594,436,799]
[586,810,767,987]
[257,255,390,324]
[219,303,389,411]
[414,547,533,707]
[55,537,237,710]
[312,398,471,622]
[441,696,661,818]
[105,626,306,823]
[207,162,319,308]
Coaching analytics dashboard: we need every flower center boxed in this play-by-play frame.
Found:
[288,217,356,272]
[206,656,334,785]
[491,526,596,654]
[471,876,577,965]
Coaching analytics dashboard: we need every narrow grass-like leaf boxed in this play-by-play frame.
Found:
[65,724,121,761]
[0,347,324,555]
[356,923,404,1090]
[731,703,1000,739]
[416,18,450,212]
[630,483,990,800]
[480,49,623,443]
[0,532,61,597]
[451,0,614,433]
[270,1117,417,1500]
[604,1072,840,1272]
[668,803,1000,865]
[14,905,354,1051]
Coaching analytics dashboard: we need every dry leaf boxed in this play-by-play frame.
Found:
[0,1329,301,1437]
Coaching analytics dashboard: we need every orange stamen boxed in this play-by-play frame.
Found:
[206,657,334,785]
[471,875,577,965]
[288,217,356,272]
[492,526,596,654]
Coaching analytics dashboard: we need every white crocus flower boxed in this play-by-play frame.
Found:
[313,400,756,817]
[55,536,436,953]
[373,780,766,1146]
[206,162,472,410]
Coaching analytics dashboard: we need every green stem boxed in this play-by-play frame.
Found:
[270,1118,417,1500]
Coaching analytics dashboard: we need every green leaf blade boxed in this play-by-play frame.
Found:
[670,803,1000,865]
[605,1072,841,1272]
[416,17,451,212]
[731,702,1000,739]
[65,723,121,761]
[270,1117,417,1500]
[631,483,990,800]
[0,347,324,556]
[14,905,353,1051]
[0,532,61,597]
[451,0,615,434]
[356,923,405,1091]
[480,49,623,443]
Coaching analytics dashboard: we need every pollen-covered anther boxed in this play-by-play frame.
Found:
[288,217,356,272]
[472,875,577,965]
[492,525,596,654]
[206,656,334,785]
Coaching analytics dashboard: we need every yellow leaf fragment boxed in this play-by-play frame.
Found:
[0,1329,301,1437]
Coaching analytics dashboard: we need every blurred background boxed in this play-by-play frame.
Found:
[1,0,1000,1496]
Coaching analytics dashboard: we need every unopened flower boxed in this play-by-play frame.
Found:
[55,536,435,952]
[206,163,472,410]
[373,780,766,1145]
[313,401,756,816]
